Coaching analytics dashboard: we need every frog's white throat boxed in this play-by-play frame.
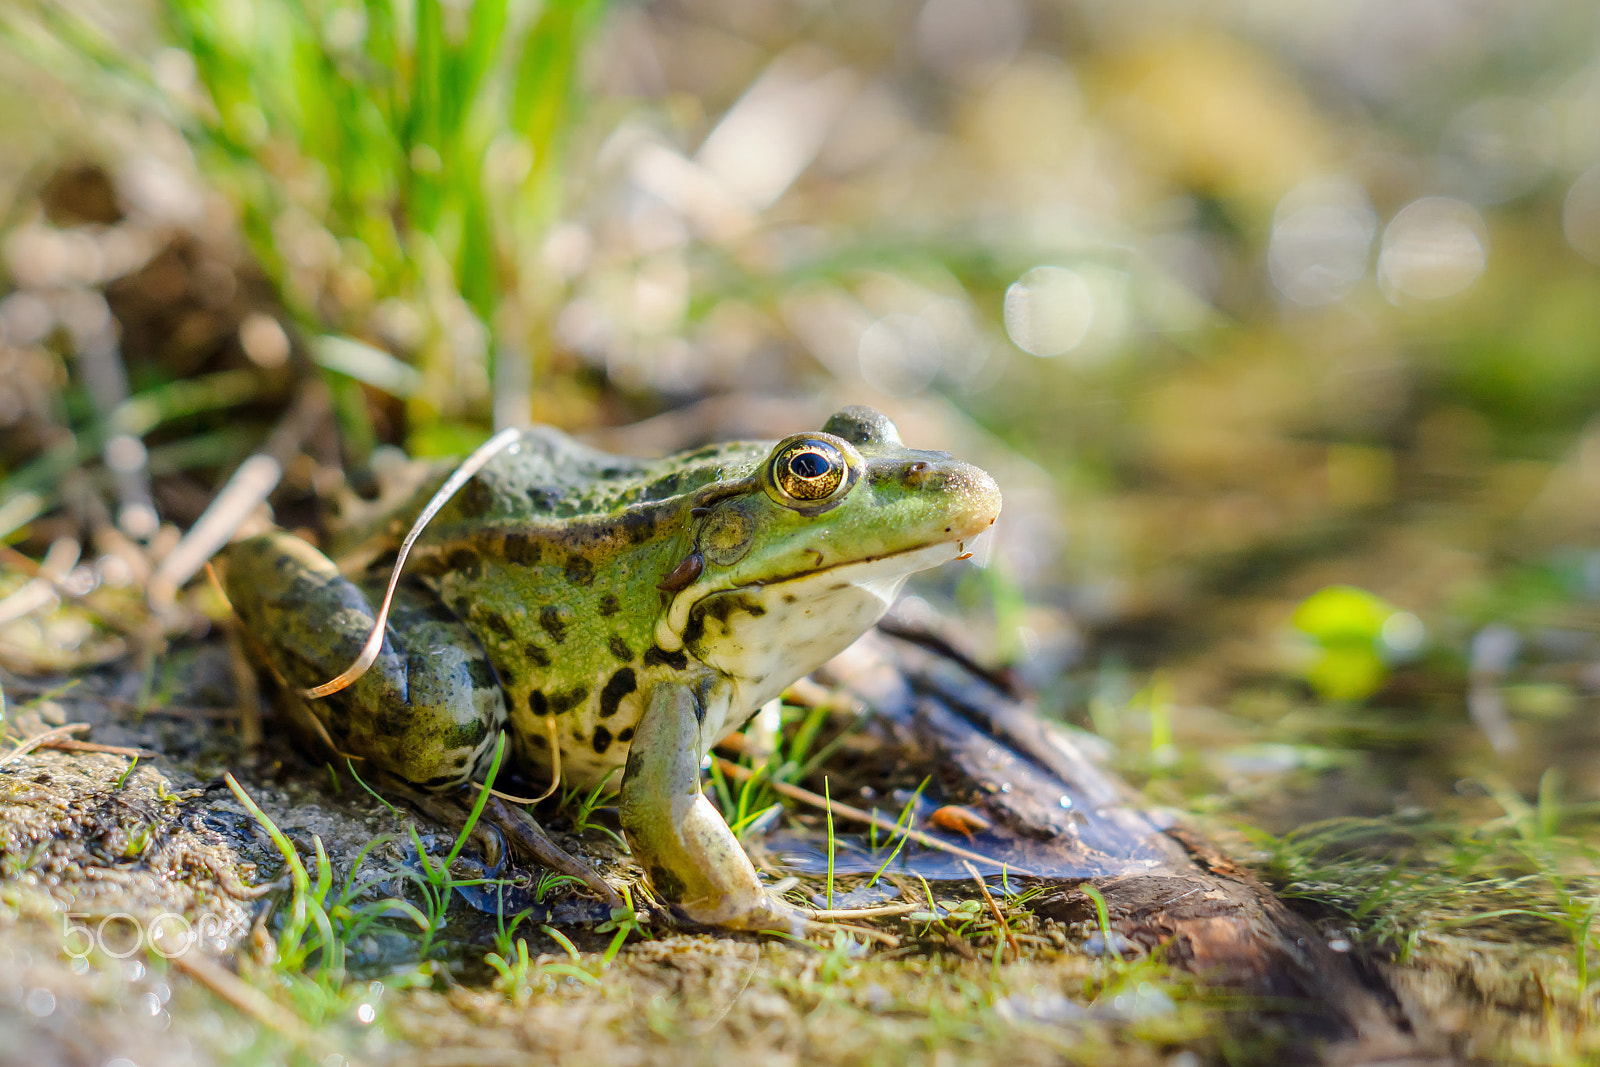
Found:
[659,539,963,717]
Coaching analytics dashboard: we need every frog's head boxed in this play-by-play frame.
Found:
[654,406,1001,707]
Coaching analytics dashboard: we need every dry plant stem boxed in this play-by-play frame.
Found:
[963,859,1019,960]
[0,543,45,578]
[148,453,283,609]
[0,538,80,627]
[148,379,334,610]
[304,427,523,699]
[476,715,563,804]
[169,952,339,1063]
[37,738,156,758]
[713,758,1035,876]
[0,722,91,767]
[802,918,899,947]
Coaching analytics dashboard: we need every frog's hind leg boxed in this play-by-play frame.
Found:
[224,532,505,790]
[225,532,619,905]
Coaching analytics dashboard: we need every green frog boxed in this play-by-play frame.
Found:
[224,406,1001,930]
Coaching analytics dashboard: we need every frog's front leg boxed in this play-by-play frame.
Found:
[619,682,800,932]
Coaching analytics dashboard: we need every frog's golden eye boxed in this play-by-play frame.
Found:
[771,440,846,504]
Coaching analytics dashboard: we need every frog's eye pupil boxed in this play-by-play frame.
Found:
[771,441,847,504]
[789,451,830,480]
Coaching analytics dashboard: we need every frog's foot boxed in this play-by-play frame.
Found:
[619,682,803,934]
[481,793,624,910]
[388,778,623,910]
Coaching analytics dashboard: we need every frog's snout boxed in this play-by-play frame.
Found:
[949,461,1003,540]
[905,456,999,542]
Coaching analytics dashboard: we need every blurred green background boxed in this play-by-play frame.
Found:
[7,0,1600,1056]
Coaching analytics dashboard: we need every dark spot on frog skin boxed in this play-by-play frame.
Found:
[642,646,688,671]
[591,726,613,755]
[684,595,767,651]
[782,593,798,605]
[523,642,551,668]
[683,606,706,648]
[617,726,635,743]
[421,772,465,789]
[455,477,494,519]
[644,471,686,500]
[608,636,632,661]
[564,553,596,586]
[502,531,541,565]
[539,606,569,644]
[466,657,498,689]
[446,721,490,750]
[598,594,621,616]
[713,595,766,622]
[598,668,637,718]
[525,486,558,511]
[527,690,547,716]
[619,508,658,545]
[446,548,479,576]
[481,611,514,640]
[546,687,589,714]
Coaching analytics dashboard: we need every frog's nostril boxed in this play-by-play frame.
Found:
[903,460,934,488]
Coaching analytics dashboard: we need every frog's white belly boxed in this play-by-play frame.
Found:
[698,539,962,718]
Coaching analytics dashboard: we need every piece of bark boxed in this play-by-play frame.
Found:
[821,624,1449,1065]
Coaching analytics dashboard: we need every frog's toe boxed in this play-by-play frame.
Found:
[482,794,624,910]
[666,880,804,935]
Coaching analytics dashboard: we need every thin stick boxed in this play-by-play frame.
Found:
[303,428,522,699]
[0,723,91,767]
[803,903,923,921]
[963,859,1019,960]
[169,951,330,1060]
[801,919,900,947]
[36,738,157,758]
[714,758,1036,877]
[148,453,282,609]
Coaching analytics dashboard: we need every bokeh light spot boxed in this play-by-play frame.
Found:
[1003,266,1093,357]
[1562,165,1600,265]
[1268,177,1376,306]
[857,313,943,396]
[1377,197,1487,303]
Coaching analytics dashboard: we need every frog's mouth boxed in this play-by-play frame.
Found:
[654,535,975,656]
[743,536,970,592]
